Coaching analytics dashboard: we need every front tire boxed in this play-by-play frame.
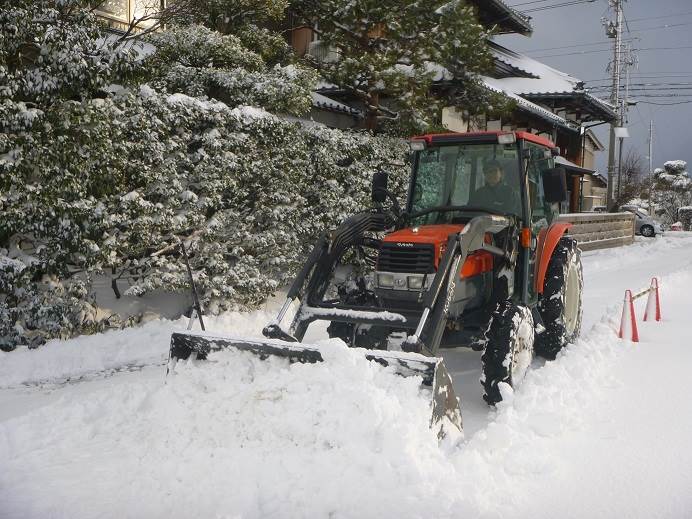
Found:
[640,224,655,237]
[535,238,583,359]
[481,301,535,405]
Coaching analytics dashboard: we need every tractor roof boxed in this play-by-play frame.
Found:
[411,131,556,149]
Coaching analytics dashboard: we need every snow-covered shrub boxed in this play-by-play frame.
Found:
[678,207,692,231]
[0,1,408,349]
[0,0,139,107]
[1,86,408,347]
[653,161,692,224]
[145,25,316,116]
[107,89,408,313]
[0,251,106,350]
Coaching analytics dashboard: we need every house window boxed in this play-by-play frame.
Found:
[95,0,162,25]
[98,0,129,20]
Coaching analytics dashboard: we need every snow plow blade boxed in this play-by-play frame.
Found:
[168,331,462,436]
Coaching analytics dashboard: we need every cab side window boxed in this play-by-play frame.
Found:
[526,144,553,231]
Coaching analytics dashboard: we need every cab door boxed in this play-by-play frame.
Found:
[523,143,555,304]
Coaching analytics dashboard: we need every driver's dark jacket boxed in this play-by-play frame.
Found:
[471,183,521,213]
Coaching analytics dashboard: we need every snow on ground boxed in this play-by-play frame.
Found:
[1,234,692,518]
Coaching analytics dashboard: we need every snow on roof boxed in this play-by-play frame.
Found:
[482,78,577,130]
[488,41,581,95]
[487,42,615,120]
[555,155,593,174]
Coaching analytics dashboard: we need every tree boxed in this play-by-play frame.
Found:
[652,160,692,224]
[289,0,505,134]
[613,149,647,209]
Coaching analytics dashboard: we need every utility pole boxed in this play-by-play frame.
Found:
[605,0,624,211]
[648,119,654,215]
[616,42,635,203]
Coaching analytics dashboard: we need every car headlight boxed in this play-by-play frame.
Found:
[378,273,394,288]
[407,275,424,290]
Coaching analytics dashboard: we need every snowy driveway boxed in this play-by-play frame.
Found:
[2,234,692,518]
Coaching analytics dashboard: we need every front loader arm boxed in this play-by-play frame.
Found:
[263,211,388,342]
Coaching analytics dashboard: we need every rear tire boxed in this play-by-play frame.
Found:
[535,238,583,360]
[481,301,535,405]
[640,224,655,237]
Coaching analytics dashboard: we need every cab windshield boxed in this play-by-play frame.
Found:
[410,143,521,225]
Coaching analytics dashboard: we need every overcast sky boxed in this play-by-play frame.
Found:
[496,0,692,174]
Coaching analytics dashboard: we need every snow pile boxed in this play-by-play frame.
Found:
[1,341,456,518]
[2,236,692,518]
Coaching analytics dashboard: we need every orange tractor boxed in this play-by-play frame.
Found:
[169,131,583,436]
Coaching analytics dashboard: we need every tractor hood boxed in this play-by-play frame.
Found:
[382,224,465,248]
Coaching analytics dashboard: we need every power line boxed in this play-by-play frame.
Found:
[521,0,597,13]
[627,21,692,33]
[588,73,692,80]
[589,82,692,88]
[509,0,559,6]
[533,45,692,59]
[524,38,638,53]
[627,10,692,23]
[637,100,692,106]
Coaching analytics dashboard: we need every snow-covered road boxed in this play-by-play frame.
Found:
[2,234,692,518]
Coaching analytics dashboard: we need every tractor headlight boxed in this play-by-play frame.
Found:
[377,273,394,288]
[407,275,424,290]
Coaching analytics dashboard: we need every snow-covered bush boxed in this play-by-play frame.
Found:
[678,207,692,231]
[145,25,316,116]
[653,160,692,224]
[0,1,139,107]
[0,2,408,348]
[1,85,407,348]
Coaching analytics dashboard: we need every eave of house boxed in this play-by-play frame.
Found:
[466,0,533,36]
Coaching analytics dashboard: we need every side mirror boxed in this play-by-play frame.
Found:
[372,170,388,203]
[542,167,568,203]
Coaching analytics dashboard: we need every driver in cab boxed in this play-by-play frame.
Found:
[472,159,520,213]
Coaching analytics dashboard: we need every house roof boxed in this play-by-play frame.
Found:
[412,62,577,131]
[311,92,363,118]
[482,78,578,131]
[555,155,593,175]
[466,0,533,36]
[486,42,616,122]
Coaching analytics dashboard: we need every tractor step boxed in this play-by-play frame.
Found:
[168,331,462,437]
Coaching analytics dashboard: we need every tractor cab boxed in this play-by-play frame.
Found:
[406,131,566,229]
[374,132,569,311]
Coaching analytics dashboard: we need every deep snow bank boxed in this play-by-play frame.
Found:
[2,235,692,518]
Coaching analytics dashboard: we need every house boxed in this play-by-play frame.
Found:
[95,0,163,32]
[94,1,612,213]
[285,2,615,212]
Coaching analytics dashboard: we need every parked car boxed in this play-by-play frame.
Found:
[620,206,664,237]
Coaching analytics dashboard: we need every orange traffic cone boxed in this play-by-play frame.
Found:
[618,289,639,342]
[643,277,662,322]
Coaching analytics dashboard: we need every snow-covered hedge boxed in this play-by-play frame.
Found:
[653,160,692,224]
[0,1,409,350]
[1,85,408,349]
[678,207,692,231]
